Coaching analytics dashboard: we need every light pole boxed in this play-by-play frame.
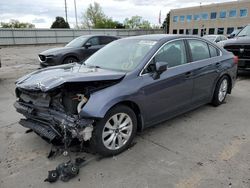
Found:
[74,0,78,28]
[64,0,68,23]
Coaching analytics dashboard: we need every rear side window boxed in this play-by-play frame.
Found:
[209,45,219,57]
[100,36,116,45]
[188,40,210,61]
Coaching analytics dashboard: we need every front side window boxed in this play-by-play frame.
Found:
[84,39,156,72]
[173,16,178,22]
[188,40,210,62]
[229,9,237,17]
[201,13,208,20]
[87,37,99,46]
[220,11,227,18]
[237,25,250,37]
[211,12,217,19]
[187,15,192,22]
[240,9,248,17]
[150,40,187,69]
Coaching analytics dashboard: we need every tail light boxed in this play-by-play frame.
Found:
[233,56,238,64]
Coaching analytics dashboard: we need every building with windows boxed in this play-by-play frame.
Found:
[169,0,250,36]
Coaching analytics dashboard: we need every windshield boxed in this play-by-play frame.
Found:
[83,39,157,72]
[203,35,216,42]
[66,36,87,47]
[237,25,250,37]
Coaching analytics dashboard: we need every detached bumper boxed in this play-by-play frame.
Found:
[14,101,94,144]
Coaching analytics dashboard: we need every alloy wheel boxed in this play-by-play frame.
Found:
[102,113,133,150]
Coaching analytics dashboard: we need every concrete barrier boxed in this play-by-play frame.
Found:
[0,28,164,46]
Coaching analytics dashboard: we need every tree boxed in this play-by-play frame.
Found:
[123,16,152,29]
[51,17,70,29]
[0,19,35,28]
[161,12,170,33]
[82,2,125,29]
[83,2,106,28]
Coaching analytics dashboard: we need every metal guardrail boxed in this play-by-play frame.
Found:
[0,28,164,46]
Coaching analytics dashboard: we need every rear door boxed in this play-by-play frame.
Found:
[187,39,221,105]
[140,39,194,126]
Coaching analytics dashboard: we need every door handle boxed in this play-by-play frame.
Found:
[185,71,192,78]
[216,62,221,67]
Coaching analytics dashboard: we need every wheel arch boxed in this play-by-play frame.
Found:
[107,100,144,132]
[62,54,80,63]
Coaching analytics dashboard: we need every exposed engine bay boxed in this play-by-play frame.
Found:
[14,80,119,148]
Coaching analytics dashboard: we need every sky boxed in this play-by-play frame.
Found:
[0,0,237,28]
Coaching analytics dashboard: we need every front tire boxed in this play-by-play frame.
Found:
[63,57,78,64]
[91,105,137,156]
[211,75,229,106]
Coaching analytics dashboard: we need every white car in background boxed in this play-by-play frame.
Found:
[202,35,228,43]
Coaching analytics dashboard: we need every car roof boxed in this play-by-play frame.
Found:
[78,35,119,38]
[121,34,204,42]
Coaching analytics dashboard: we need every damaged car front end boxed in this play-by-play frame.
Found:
[14,63,124,148]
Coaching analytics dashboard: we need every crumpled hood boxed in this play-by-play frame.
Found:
[224,36,250,46]
[16,63,126,92]
[39,47,73,56]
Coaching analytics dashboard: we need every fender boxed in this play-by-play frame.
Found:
[79,79,145,119]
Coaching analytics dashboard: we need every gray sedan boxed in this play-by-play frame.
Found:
[15,34,237,156]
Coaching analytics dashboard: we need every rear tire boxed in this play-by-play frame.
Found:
[90,105,137,156]
[63,57,78,64]
[211,75,229,106]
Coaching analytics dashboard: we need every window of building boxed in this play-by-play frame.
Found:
[186,29,192,35]
[238,27,243,30]
[173,29,177,34]
[179,16,185,22]
[193,29,199,35]
[220,11,227,18]
[210,12,217,19]
[179,29,184,34]
[240,9,248,17]
[194,14,200,21]
[209,28,215,35]
[201,13,208,20]
[229,9,237,18]
[173,16,178,22]
[188,40,210,61]
[186,15,192,22]
[217,28,224,34]
[209,45,219,57]
[227,27,234,34]
[153,40,187,68]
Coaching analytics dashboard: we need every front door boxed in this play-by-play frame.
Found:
[139,40,194,126]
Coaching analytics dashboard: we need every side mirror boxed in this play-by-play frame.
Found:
[84,42,92,49]
[152,62,168,80]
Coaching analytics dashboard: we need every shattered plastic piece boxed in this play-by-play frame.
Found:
[44,157,86,183]
[44,170,59,183]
